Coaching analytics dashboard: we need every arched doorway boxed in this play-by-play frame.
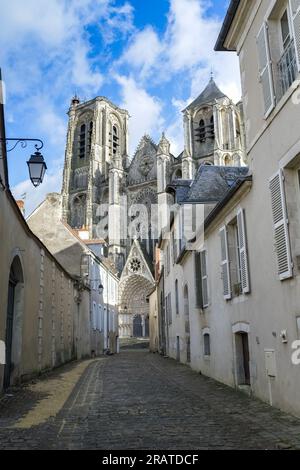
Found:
[184,285,191,363]
[4,256,24,389]
[119,274,154,339]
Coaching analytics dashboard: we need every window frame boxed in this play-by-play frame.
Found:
[203,330,211,358]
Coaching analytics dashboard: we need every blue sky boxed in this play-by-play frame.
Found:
[0,0,240,214]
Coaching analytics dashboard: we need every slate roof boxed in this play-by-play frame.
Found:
[183,165,249,204]
[184,78,227,112]
[166,179,193,204]
[140,242,155,275]
[167,165,249,205]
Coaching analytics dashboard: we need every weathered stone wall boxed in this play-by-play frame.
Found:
[0,188,89,390]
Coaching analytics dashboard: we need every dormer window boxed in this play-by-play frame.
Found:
[79,124,86,159]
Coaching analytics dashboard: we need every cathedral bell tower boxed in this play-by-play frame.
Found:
[182,77,246,170]
[61,95,129,239]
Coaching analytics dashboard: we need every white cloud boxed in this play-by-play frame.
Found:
[12,165,63,218]
[100,2,135,43]
[72,42,104,92]
[38,109,67,148]
[119,26,163,78]
[165,0,220,71]
[0,0,70,47]
[115,75,164,154]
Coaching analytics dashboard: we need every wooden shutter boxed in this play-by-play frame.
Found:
[289,0,300,71]
[220,226,231,300]
[256,22,275,117]
[200,251,209,308]
[237,209,250,294]
[269,170,293,280]
[194,252,203,308]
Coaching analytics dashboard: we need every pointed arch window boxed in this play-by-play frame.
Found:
[79,124,86,159]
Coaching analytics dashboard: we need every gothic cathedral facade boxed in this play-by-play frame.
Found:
[61,78,246,338]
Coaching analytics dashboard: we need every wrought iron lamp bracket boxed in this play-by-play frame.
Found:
[0,138,44,153]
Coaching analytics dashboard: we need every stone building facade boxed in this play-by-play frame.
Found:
[0,76,90,391]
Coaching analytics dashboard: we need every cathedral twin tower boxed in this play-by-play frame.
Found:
[61,78,246,273]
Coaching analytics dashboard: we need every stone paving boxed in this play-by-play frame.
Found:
[0,349,300,449]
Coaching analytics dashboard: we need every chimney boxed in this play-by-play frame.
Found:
[16,200,25,217]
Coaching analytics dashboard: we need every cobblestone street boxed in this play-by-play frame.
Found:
[1,349,300,450]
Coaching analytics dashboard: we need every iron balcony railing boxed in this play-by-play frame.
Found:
[276,39,298,100]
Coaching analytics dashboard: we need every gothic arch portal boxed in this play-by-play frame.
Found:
[118,240,155,339]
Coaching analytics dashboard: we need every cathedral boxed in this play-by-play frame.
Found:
[61,77,246,338]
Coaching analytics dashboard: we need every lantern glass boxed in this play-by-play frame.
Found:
[27,151,47,187]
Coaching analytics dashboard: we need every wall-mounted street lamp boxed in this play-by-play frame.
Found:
[0,138,47,187]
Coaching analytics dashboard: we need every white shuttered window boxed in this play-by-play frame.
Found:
[237,209,251,294]
[269,170,293,280]
[289,0,300,71]
[220,226,231,300]
[256,22,275,117]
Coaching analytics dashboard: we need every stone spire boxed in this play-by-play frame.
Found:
[157,132,171,156]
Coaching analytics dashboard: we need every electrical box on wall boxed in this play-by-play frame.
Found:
[265,349,277,378]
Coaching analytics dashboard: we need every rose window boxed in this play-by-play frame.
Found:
[129,258,141,273]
